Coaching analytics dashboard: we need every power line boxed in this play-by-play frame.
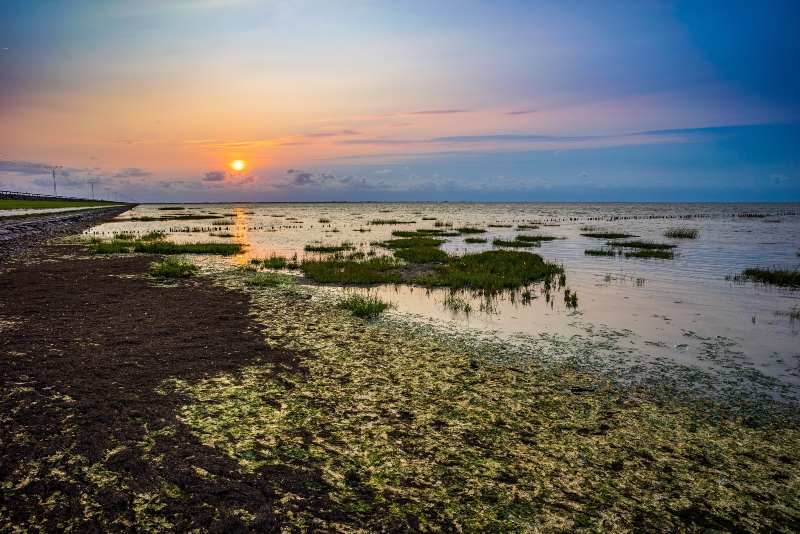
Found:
[88,180,98,200]
[44,165,62,197]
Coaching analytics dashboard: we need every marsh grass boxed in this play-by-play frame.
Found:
[304,242,354,253]
[370,219,415,225]
[91,239,243,255]
[421,217,437,220]
[606,240,677,250]
[140,231,166,241]
[492,238,540,248]
[430,250,563,292]
[337,294,394,318]
[115,232,135,240]
[318,218,331,223]
[664,228,699,239]
[442,292,472,314]
[517,234,559,242]
[376,237,448,263]
[434,220,453,228]
[729,267,800,288]
[301,254,405,284]
[585,248,616,257]
[209,232,234,238]
[149,257,199,278]
[456,227,487,234]
[129,215,223,221]
[487,224,512,228]
[263,254,288,269]
[211,219,235,226]
[158,206,185,210]
[774,306,800,321]
[582,232,637,239]
[516,224,539,230]
[392,230,457,237]
[464,237,487,244]
[245,272,295,287]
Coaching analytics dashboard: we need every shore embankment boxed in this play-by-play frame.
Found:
[0,205,131,260]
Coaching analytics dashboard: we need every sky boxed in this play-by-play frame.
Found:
[1,0,799,202]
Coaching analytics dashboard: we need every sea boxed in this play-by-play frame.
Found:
[87,202,800,413]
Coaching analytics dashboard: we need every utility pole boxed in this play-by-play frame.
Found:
[105,188,111,201]
[45,165,62,197]
[88,181,98,200]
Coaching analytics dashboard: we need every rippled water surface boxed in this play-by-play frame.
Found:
[89,202,800,407]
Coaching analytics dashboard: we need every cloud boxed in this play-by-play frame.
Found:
[771,174,786,186]
[203,170,227,182]
[372,109,470,118]
[504,110,537,115]
[430,174,439,178]
[374,169,391,174]
[409,174,418,180]
[578,172,590,178]
[115,168,155,179]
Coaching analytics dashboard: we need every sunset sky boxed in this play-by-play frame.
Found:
[1,0,798,202]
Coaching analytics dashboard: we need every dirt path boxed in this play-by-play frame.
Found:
[0,246,341,532]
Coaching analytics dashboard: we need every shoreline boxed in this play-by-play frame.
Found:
[1,241,798,531]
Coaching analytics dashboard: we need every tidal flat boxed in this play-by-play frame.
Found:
[3,202,800,531]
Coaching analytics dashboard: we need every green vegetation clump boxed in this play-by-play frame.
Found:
[430,250,563,292]
[370,219,415,225]
[456,227,487,234]
[516,224,539,230]
[375,237,448,263]
[492,238,540,248]
[774,306,800,321]
[421,217,437,220]
[606,240,676,250]
[487,224,512,228]
[158,206,185,211]
[140,231,166,241]
[442,292,472,313]
[115,232,135,240]
[464,237,487,244]
[516,234,559,242]
[337,294,394,318]
[211,219,235,226]
[664,228,699,239]
[91,238,243,255]
[623,249,675,260]
[304,243,354,253]
[434,220,453,228]
[728,267,800,288]
[585,248,616,257]
[209,232,234,238]
[392,229,457,237]
[263,254,288,269]
[301,254,405,284]
[246,272,295,287]
[149,257,199,278]
[581,232,638,239]
[318,218,331,223]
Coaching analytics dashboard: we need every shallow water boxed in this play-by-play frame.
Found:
[88,202,800,407]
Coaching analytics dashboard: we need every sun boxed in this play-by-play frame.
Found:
[230,160,245,171]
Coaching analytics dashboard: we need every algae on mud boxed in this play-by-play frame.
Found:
[164,269,800,532]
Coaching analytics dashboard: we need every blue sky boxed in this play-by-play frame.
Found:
[0,0,798,201]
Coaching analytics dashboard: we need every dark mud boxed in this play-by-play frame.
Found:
[0,246,348,532]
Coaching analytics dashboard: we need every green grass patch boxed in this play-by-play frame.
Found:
[464,237,487,244]
[149,257,199,278]
[664,228,699,239]
[337,294,394,318]
[585,248,616,257]
[607,240,677,250]
[623,249,675,260]
[517,234,559,242]
[492,238,540,248]
[434,220,453,228]
[304,242,354,253]
[456,227,487,234]
[516,224,539,230]
[581,232,638,239]
[431,250,563,292]
[774,306,800,321]
[487,224,512,228]
[391,229,457,237]
[375,237,448,263]
[140,231,166,241]
[246,272,295,287]
[211,219,235,226]
[728,267,800,288]
[209,232,234,238]
[318,218,331,223]
[91,240,243,255]
[442,292,472,314]
[301,254,405,284]
[262,254,288,269]
[158,206,185,211]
